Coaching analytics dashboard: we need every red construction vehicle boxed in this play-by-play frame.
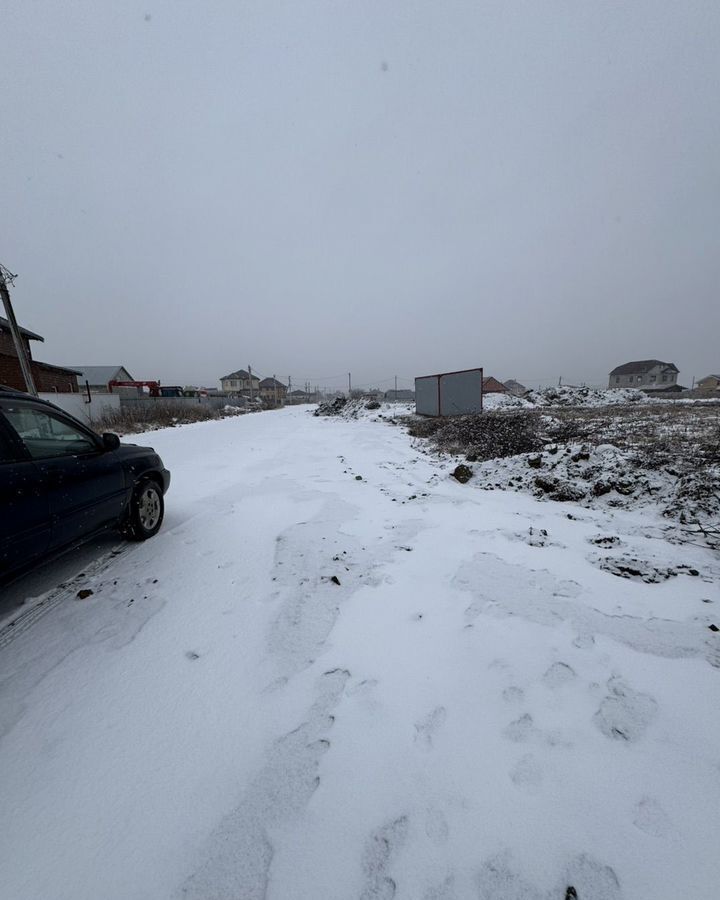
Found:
[108,380,162,397]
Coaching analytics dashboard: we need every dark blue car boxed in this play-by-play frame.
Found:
[0,386,170,582]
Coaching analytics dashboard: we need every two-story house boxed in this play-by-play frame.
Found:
[608,360,679,390]
[220,369,260,394]
[259,377,287,404]
[697,374,720,393]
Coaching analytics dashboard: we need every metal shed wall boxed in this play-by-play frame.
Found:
[414,367,484,416]
[415,376,440,415]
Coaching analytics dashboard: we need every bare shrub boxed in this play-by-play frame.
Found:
[94,401,222,434]
[406,417,443,438]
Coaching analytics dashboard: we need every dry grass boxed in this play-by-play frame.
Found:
[94,402,228,434]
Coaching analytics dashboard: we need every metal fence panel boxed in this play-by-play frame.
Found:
[415,376,439,415]
[39,392,121,425]
[439,369,483,416]
[415,368,483,416]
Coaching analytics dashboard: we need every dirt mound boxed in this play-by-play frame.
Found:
[314,397,348,417]
[316,398,415,420]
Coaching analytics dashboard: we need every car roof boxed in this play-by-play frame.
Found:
[0,385,75,413]
[0,384,39,400]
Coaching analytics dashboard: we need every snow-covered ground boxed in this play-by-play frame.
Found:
[1,406,718,900]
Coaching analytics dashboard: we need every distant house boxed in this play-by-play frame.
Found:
[259,377,287,404]
[220,369,260,394]
[1,316,80,393]
[482,376,508,394]
[608,360,679,390]
[504,379,528,397]
[71,365,134,392]
[385,389,415,401]
[697,374,720,392]
[288,389,312,404]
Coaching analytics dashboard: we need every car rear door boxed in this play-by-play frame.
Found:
[1,401,127,551]
[0,413,51,577]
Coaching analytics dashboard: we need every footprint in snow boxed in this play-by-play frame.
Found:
[464,601,483,626]
[502,685,525,704]
[509,753,542,792]
[348,678,379,696]
[347,678,380,711]
[476,850,623,900]
[414,706,447,748]
[476,850,544,900]
[542,661,577,688]
[424,808,449,845]
[503,713,535,743]
[593,675,658,742]
[559,853,623,900]
[633,796,673,838]
[360,815,409,900]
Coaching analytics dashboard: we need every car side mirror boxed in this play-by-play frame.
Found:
[102,432,121,451]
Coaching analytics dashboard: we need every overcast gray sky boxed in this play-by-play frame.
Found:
[2,0,719,391]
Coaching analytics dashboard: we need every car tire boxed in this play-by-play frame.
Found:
[124,480,164,541]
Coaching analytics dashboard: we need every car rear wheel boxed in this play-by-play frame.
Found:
[124,480,164,541]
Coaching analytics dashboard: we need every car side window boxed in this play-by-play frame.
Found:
[3,405,98,459]
[0,423,18,462]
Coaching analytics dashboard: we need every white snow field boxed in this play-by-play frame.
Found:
[1,406,718,900]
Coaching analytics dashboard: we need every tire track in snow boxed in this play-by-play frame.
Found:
[179,668,350,900]
[180,488,425,897]
[0,544,132,650]
[267,495,424,681]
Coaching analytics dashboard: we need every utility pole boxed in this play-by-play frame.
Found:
[248,364,254,401]
[348,372,352,396]
[288,376,292,402]
[0,264,37,396]
[273,373,277,406]
[394,374,398,403]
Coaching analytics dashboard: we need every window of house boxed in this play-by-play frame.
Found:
[650,375,656,382]
[615,376,620,384]
[662,375,667,382]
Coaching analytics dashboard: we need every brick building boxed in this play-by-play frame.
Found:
[0,316,80,393]
[482,376,509,393]
[258,377,287,404]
